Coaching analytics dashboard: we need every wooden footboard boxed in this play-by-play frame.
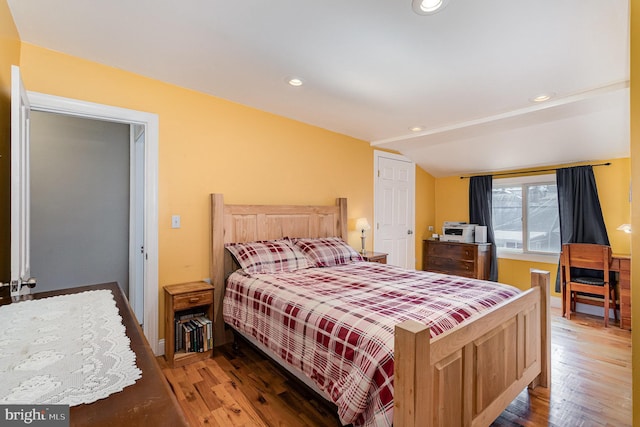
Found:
[394,269,550,427]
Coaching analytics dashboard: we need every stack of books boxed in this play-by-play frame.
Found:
[174,312,213,353]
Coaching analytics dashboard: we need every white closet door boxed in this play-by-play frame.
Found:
[374,152,415,269]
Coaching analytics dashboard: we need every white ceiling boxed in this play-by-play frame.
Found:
[8,0,630,177]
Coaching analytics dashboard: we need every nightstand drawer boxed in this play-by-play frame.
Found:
[173,291,213,310]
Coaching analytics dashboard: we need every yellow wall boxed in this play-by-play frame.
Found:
[9,38,434,338]
[434,158,631,293]
[415,166,436,269]
[0,0,20,279]
[435,175,469,229]
[630,1,639,423]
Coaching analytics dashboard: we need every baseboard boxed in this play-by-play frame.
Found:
[575,302,617,320]
[157,339,165,356]
[552,295,617,319]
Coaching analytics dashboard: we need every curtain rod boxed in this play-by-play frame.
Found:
[459,162,611,179]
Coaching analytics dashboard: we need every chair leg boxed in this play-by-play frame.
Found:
[604,284,610,328]
[565,285,572,320]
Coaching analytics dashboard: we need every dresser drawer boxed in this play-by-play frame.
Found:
[173,291,213,310]
[426,241,476,261]
[426,256,476,277]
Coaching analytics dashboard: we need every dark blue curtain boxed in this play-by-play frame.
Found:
[469,175,498,281]
[555,165,610,292]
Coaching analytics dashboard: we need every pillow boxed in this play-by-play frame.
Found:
[293,237,363,267]
[225,239,311,274]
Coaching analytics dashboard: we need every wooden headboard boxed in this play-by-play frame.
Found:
[209,193,348,346]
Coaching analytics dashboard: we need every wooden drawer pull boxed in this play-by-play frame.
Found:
[189,297,201,303]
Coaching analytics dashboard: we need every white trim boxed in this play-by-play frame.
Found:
[10,66,32,296]
[497,249,559,264]
[493,173,556,186]
[27,91,160,355]
[373,151,413,163]
[493,173,560,257]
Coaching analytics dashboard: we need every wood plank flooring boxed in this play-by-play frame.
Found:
[158,307,631,426]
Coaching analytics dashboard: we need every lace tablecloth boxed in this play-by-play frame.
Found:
[0,289,142,406]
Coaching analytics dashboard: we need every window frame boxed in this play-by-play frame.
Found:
[492,174,560,263]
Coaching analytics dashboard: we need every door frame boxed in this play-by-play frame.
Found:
[28,91,160,354]
[10,66,31,295]
[373,150,416,268]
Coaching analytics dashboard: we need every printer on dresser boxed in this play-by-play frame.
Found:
[422,239,491,280]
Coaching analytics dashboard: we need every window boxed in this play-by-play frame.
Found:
[492,174,560,257]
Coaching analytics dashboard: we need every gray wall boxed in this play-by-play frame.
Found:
[30,111,130,293]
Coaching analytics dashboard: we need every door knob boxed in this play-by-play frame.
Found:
[407,230,413,235]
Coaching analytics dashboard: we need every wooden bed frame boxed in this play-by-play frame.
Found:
[209,193,550,427]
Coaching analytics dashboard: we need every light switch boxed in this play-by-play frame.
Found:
[171,215,181,229]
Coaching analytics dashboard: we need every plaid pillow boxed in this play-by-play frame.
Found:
[293,237,363,267]
[225,239,311,274]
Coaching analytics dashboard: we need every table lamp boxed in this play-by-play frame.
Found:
[355,217,371,254]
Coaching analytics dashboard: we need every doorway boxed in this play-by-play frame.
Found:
[30,112,130,296]
[24,89,159,354]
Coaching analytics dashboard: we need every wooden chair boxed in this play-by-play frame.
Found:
[561,243,617,327]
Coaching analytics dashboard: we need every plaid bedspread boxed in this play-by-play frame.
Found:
[223,262,520,427]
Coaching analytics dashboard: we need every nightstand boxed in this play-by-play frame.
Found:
[360,251,388,264]
[164,281,214,367]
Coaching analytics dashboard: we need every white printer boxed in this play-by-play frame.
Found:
[441,222,477,243]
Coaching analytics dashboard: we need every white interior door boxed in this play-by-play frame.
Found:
[374,151,416,269]
[10,65,35,296]
[130,124,145,324]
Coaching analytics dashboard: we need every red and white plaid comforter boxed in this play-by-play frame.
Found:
[223,262,520,427]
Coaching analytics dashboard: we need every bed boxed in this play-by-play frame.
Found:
[0,282,188,427]
[209,193,550,427]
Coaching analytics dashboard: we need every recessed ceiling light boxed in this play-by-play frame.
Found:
[287,78,303,87]
[412,0,449,15]
[409,126,425,132]
[530,93,555,103]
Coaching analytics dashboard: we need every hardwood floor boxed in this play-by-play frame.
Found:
[158,307,631,427]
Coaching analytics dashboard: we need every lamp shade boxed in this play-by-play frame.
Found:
[355,218,371,232]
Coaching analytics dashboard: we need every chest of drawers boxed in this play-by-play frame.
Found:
[422,239,491,280]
